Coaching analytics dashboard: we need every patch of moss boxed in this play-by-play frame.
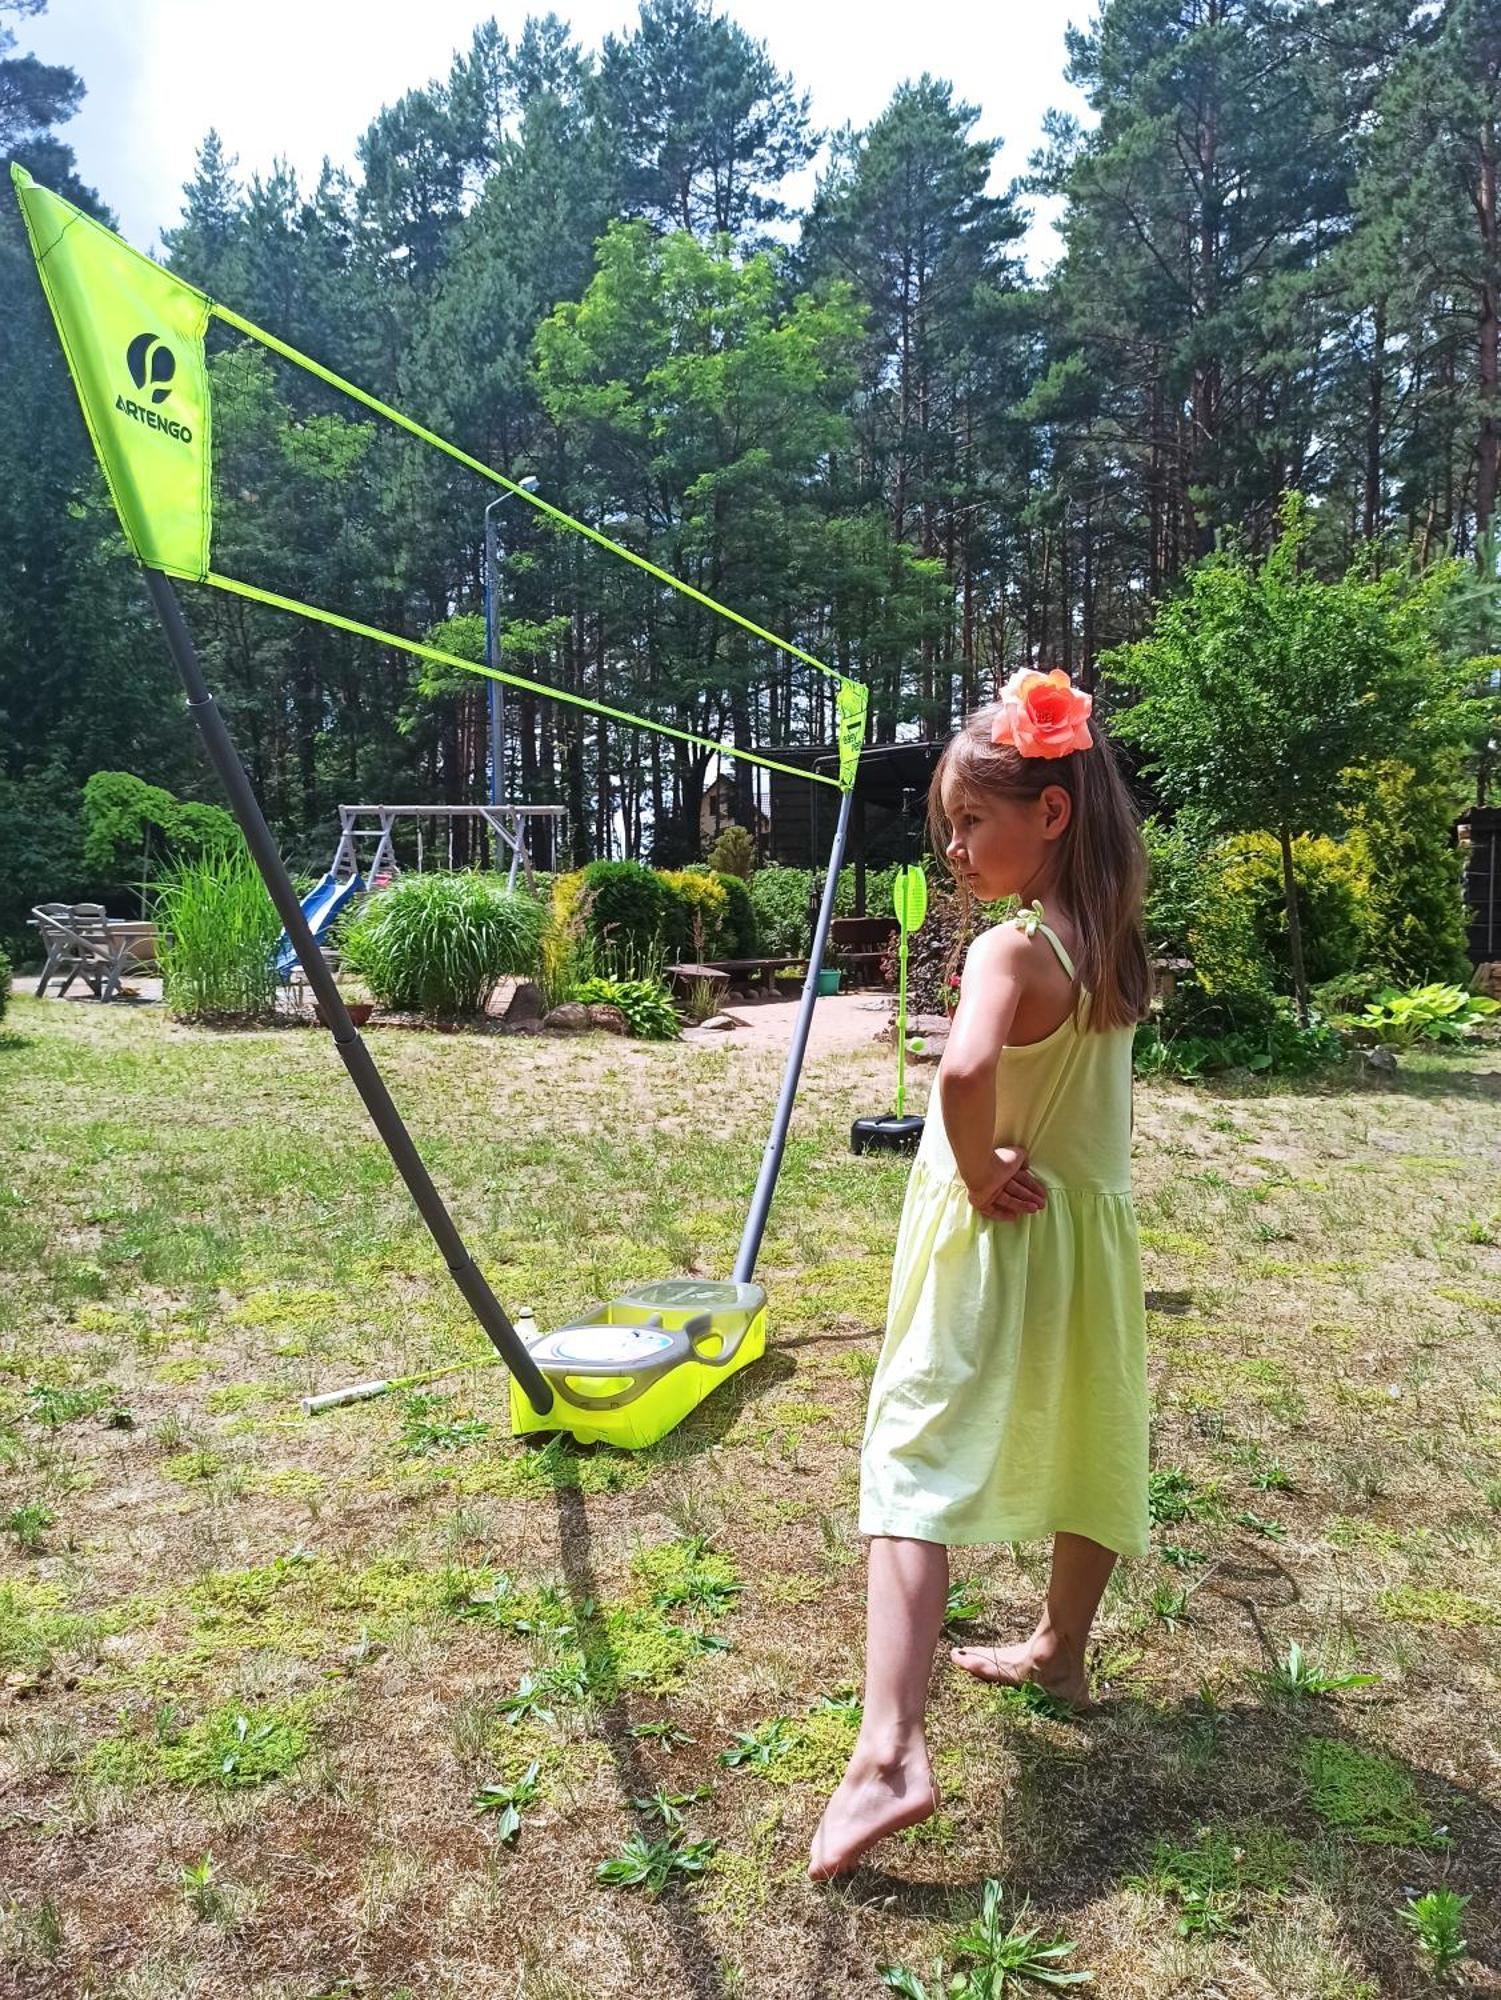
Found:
[72,1305,127,1334]
[1298,1737,1447,1848]
[1375,1585,1499,1628]
[1433,1286,1501,1316]
[88,1696,318,1791]
[161,1448,226,1484]
[1140,1228,1212,1261]
[630,1537,740,1617]
[0,1579,140,1678]
[747,1496,810,1530]
[228,1286,342,1334]
[477,1718,589,1802]
[418,1436,652,1499]
[151,1357,209,1384]
[248,1467,327,1502]
[599,1606,714,1695]
[729,1696,861,1789]
[1234,1358,1293,1388]
[701,1807,784,1927]
[205,1381,284,1415]
[118,1553,460,1687]
[760,1573,821,1607]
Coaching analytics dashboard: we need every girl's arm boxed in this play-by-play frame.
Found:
[940,927,1047,1219]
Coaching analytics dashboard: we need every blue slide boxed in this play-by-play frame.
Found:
[275,871,365,980]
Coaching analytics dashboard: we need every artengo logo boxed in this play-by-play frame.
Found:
[114,331,193,443]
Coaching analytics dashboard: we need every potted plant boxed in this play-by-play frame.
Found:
[315,978,375,1028]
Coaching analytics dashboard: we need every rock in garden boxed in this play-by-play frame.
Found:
[699,1014,736,1031]
[543,1002,591,1032]
[587,1004,629,1035]
[504,980,544,1024]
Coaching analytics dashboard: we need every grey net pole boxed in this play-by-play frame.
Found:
[142,569,554,1416]
[733,780,855,1284]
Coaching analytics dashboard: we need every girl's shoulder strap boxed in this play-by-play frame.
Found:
[1010,909,1077,982]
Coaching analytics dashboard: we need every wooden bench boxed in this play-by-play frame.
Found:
[704,956,805,998]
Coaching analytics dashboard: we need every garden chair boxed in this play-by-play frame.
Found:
[30,903,80,996]
[32,903,132,1001]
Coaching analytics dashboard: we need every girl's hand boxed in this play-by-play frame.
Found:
[965,1144,1048,1221]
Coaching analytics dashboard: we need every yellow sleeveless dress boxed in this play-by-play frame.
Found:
[858,914,1150,1558]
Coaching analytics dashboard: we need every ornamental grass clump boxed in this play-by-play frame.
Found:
[339,874,544,1017]
[155,846,280,1025]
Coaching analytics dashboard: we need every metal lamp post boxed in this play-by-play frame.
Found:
[484,476,539,823]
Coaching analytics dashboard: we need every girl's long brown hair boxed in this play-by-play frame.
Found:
[928,702,1152,1032]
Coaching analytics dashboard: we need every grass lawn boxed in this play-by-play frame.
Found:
[1,995,1498,1999]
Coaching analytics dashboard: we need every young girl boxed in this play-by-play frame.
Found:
[809,670,1153,1882]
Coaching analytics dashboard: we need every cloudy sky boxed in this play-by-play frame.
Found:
[23,0,1092,270]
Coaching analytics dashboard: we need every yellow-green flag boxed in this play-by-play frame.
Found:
[836,679,870,792]
[12,164,212,579]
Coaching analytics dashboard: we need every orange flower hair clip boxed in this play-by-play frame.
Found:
[990,668,1094,759]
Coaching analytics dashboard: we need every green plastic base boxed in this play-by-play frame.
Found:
[509,1302,768,1450]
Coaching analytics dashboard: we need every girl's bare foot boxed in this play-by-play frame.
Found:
[949,1637,1092,1709]
[807,1742,937,1881]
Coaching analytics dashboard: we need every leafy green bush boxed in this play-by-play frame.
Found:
[752,863,900,957]
[82,771,237,881]
[1339,756,1472,985]
[905,886,1005,1016]
[0,943,10,1025]
[571,975,680,1040]
[1311,967,1391,1016]
[573,861,668,971]
[658,868,730,959]
[155,846,281,1024]
[1142,813,1210,960]
[715,871,757,956]
[1134,1000,1348,1080]
[706,823,755,878]
[340,874,544,1016]
[750,867,813,956]
[1340,981,1499,1047]
[1217,832,1369,988]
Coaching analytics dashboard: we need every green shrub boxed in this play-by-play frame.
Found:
[707,823,756,878]
[339,874,545,1016]
[1143,813,1210,960]
[571,975,680,1040]
[1217,831,1369,988]
[1134,1001,1348,1080]
[0,943,10,1025]
[906,886,1003,1016]
[155,846,281,1025]
[752,863,900,956]
[715,871,757,956]
[574,861,668,972]
[751,867,814,956]
[82,771,237,881]
[1311,967,1391,1016]
[1339,756,1472,985]
[658,868,730,959]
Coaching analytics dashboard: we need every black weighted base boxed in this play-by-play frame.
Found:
[851,1114,925,1156]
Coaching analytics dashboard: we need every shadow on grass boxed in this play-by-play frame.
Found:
[844,1677,1500,1993]
[550,1474,845,1997]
